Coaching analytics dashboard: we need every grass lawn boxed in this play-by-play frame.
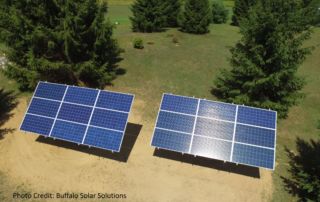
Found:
[0,2,319,201]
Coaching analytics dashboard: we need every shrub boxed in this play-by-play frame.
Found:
[212,1,229,24]
[172,37,179,44]
[133,38,144,49]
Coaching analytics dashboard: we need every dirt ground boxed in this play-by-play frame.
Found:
[0,97,273,202]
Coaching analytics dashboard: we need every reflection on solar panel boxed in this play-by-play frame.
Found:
[20,81,134,152]
[151,94,277,170]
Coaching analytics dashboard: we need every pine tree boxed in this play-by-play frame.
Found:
[163,0,181,27]
[130,0,167,32]
[303,0,320,26]
[213,0,314,118]
[0,0,122,90]
[231,0,256,26]
[180,0,211,34]
[212,1,229,24]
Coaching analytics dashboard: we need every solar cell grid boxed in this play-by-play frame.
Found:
[64,86,98,106]
[237,106,276,129]
[152,128,192,153]
[156,111,195,133]
[96,91,134,112]
[27,98,60,118]
[20,81,134,152]
[20,114,54,136]
[51,120,86,143]
[90,109,128,131]
[190,136,232,161]
[84,127,123,151]
[232,143,274,169]
[198,100,236,122]
[235,124,275,148]
[34,82,67,101]
[58,103,93,124]
[151,93,277,170]
[161,94,198,115]
[195,117,234,140]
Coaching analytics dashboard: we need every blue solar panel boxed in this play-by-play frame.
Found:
[151,93,277,170]
[152,128,191,153]
[58,103,92,124]
[232,143,274,169]
[51,120,86,143]
[34,82,67,101]
[156,111,195,133]
[84,127,123,151]
[161,94,198,115]
[237,106,276,129]
[235,124,275,148]
[64,86,98,106]
[190,136,232,161]
[198,100,236,121]
[27,98,60,118]
[90,109,128,131]
[20,114,54,136]
[195,117,234,140]
[96,91,134,112]
[20,81,134,152]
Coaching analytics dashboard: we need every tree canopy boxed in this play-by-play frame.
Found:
[163,0,181,27]
[212,1,229,24]
[130,0,167,32]
[213,0,314,118]
[0,0,122,90]
[180,0,211,34]
[231,0,257,26]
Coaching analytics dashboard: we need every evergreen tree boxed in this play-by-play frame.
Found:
[180,0,211,34]
[130,0,167,32]
[163,0,181,27]
[0,0,122,90]
[231,0,256,26]
[213,0,314,118]
[212,1,229,24]
[303,0,320,26]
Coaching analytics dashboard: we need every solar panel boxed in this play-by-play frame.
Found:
[20,81,134,152]
[151,93,277,170]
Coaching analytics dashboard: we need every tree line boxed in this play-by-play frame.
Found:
[131,0,229,34]
[0,0,319,118]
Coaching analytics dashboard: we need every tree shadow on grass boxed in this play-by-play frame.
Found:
[281,138,320,202]
[36,123,142,162]
[153,149,260,178]
[0,89,17,140]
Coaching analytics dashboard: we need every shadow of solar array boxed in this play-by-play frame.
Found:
[151,94,277,170]
[20,81,134,152]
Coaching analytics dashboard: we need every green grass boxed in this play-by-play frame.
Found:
[271,29,320,201]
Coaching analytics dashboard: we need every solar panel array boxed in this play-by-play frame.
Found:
[151,94,277,170]
[20,81,134,152]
